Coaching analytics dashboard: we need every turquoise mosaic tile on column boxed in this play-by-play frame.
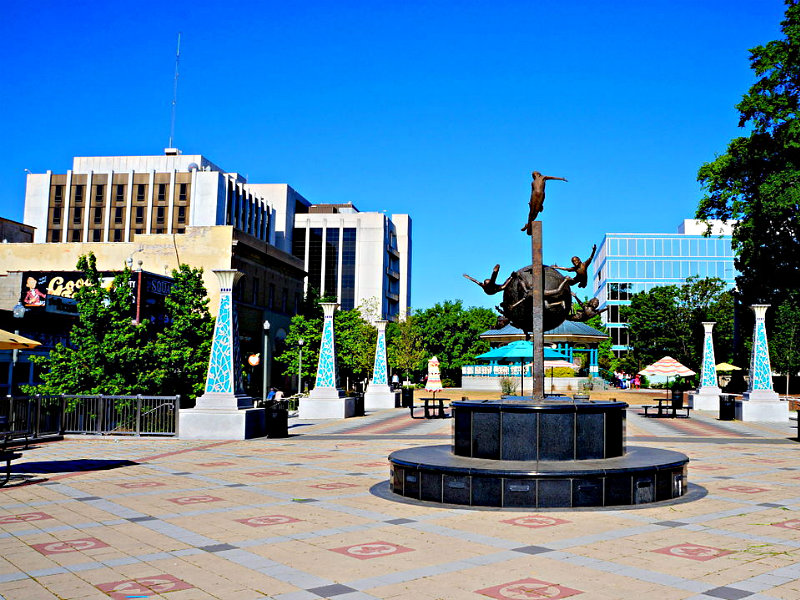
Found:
[372,321,388,385]
[748,305,774,392]
[204,270,245,395]
[700,322,717,389]
[315,302,339,389]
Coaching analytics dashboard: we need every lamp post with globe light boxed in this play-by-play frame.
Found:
[262,319,270,404]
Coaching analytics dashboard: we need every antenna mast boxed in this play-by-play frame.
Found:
[168,32,181,149]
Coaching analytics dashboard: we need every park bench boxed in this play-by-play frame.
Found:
[0,432,29,487]
[642,396,691,418]
[408,397,451,419]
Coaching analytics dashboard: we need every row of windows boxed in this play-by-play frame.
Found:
[606,236,733,258]
[51,183,190,205]
[605,259,734,281]
[293,227,359,310]
[50,205,187,228]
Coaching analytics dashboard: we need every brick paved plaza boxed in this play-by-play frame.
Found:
[1,406,799,600]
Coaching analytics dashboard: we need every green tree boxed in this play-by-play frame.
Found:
[621,277,734,375]
[771,293,800,394]
[697,0,800,308]
[413,300,496,384]
[146,264,215,406]
[29,253,151,396]
[387,310,426,381]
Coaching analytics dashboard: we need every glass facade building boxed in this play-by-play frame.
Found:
[592,220,738,356]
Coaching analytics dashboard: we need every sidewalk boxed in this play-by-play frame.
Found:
[0,407,798,599]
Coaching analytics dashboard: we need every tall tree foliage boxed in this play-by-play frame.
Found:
[770,294,800,393]
[147,264,214,405]
[28,255,214,401]
[621,277,734,375]
[387,311,426,380]
[697,0,800,307]
[413,300,496,384]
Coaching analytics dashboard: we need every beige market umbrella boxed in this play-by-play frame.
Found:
[639,356,695,398]
[715,362,742,372]
[0,329,41,350]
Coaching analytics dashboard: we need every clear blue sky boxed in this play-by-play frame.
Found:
[0,0,786,312]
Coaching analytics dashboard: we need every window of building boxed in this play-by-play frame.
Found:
[179,183,188,201]
[54,185,64,203]
[71,229,81,242]
[113,229,122,242]
[177,206,186,223]
[292,227,306,260]
[341,228,357,310]
[325,228,339,298]
[73,185,84,203]
[52,206,62,225]
[114,207,123,224]
[157,183,167,202]
[135,228,143,234]
[135,206,144,224]
[94,207,103,224]
[95,185,105,204]
[136,184,146,202]
[156,207,165,224]
[154,228,164,234]
[281,289,288,313]
[92,229,101,242]
[308,228,323,293]
[115,184,125,203]
[252,278,259,305]
[73,207,82,224]
[49,230,61,242]
[268,283,275,310]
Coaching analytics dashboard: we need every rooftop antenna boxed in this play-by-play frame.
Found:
[168,32,181,150]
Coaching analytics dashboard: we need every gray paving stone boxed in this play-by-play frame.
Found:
[306,584,357,597]
[702,587,754,599]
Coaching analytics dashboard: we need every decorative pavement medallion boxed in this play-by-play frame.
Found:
[167,495,223,505]
[719,485,770,494]
[501,515,570,529]
[32,537,109,555]
[476,578,583,599]
[772,519,800,530]
[653,543,733,561]
[246,471,290,477]
[330,541,414,560]
[310,482,358,490]
[0,512,53,524]
[96,574,193,599]
[116,481,166,489]
[236,515,301,527]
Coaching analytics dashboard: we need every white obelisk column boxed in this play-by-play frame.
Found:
[736,304,787,421]
[299,302,355,419]
[689,322,722,410]
[364,320,398,410]
[180,270,266,439]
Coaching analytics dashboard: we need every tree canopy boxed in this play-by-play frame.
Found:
[620,277,734,375]
[697,0,800,307]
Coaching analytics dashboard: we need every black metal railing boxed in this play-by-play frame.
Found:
[1,395,180,438]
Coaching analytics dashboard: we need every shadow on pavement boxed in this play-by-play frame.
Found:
[11,459,137,474]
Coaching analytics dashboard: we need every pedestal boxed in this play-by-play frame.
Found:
[364,388,400,410]
[300,388,355,419]
[735,397,788,422]
[180,407,266,439]
[688,389,722,411]
[737,305,786,422]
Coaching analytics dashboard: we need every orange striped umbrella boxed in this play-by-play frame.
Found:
[638,356,695,377]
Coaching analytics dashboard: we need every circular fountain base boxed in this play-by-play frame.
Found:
[389,445,689,508]
[388,398,689,508]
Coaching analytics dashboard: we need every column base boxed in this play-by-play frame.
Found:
[179,407,266,439]
[364,387,400,410]
[300,387,355,419]
[688,389,721,411]
[194,392,254,410]
[735,399,788,422]
[743,389,781,402]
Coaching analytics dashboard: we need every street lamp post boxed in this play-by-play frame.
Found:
[298,338,304,394]
[262,319,270,404]
[10,303,26,396]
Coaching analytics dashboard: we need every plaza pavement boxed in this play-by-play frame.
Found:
[1,397,799,600]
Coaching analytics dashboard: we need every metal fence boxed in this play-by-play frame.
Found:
[0,395,180,438]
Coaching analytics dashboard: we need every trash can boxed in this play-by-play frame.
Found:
[401,387,414,408]
[353,393,365,417]
[719,394,736,421]
[266,402,289,438]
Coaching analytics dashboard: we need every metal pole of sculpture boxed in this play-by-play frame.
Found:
[530,221,544,399]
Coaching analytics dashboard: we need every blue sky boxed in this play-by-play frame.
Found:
[0,0,786,311]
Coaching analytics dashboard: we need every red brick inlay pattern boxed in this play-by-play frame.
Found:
[196,461,236,467]
[246,471,290,477]
[355,462,388,468]
[330,541,414,560]
[97,574,193,599]
[167,495,223,505]
[501,515,570,529]
[653,543,733,561]
[476,577,583,599]
[236,515,302,527]
[0,512,53,524]
[32,537,109,555]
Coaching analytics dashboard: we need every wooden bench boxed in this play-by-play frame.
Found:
[642,397,691,418]
[0,433,28,486]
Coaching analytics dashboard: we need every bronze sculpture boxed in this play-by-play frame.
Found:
[521,171,567,235]
[463,264,516,295]
[552,244,596,289]
[567,295,608,322]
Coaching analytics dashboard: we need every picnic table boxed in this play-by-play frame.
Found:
[408,397,451,419]
[642,397,691,418]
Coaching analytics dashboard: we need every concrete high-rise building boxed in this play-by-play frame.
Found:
[592,219,738,357]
